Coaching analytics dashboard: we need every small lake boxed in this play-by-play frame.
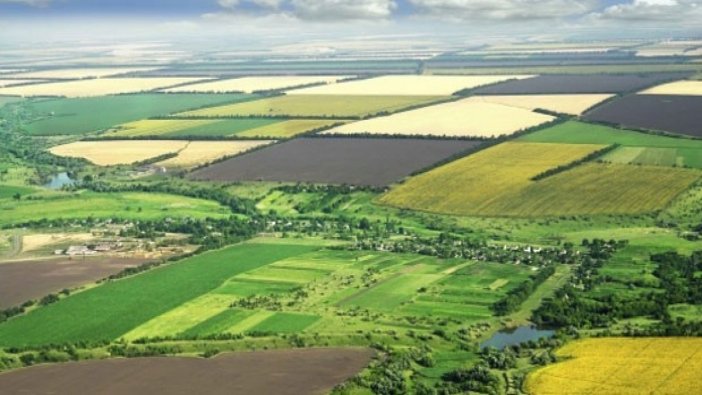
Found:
[480,325,555,350]
[44,172,75,189]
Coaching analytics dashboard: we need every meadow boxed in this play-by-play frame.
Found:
[526,338,702,394]
[179,95,445,118]
[0,78,207,97]
[325,99,554,137]
[22,94,257,135]
[164,76,348,93]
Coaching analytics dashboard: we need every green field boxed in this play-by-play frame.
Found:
[0,184,36,199]
[521,121,702,168]
[22,94,257,136]
[0,191,231,226]
[249,312,320,334]
[108,118,281,138]
[0,243,318,346]
[179,95,445,118]
[0,96,23,108]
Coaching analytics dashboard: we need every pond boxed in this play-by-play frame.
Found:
[480,325,555,350]
[44,172,75,189]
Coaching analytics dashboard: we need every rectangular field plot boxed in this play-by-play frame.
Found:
[641,80,702,95]
[526,338,702,395]
[520,121,702,169]
[212,279,298,297]
[340,273,445,311]
[180,309,255,337]
[107,119,280,138]
[380,142,605,216]
[22,94,256,136]
[0,79,43,87]
[178,95,444,118]
[466,94,613,115]
[471,73,690,94]
[583,94,702,138]
[0,77,207,97]
[156,140,273,168]
[248,312,320,334]
[190,138,481,187]
[286,75,532,96]
[164,76,350,93]
[6,67,158,79]
[324,98,554,138]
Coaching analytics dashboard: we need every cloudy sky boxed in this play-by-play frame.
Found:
[0,0,700,43]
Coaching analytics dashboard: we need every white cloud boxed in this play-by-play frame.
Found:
[291,0,396,20]
[595,0,702,21]
[408,0,598,21]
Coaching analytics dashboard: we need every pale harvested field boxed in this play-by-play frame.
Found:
[49,141,188,166]
[325,98,554,137]
[7,67,158,79]
[0,78,207,97]
[0,79,41,87]
[21,233,94,253]
[640,80,702,95]
[157,141,273,168]
[467,94,614,115]
[164,76,350,93]
[287,75,533,96]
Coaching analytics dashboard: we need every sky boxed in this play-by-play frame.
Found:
[0,0,700,44]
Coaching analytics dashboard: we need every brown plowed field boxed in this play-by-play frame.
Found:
[0,348,374,395]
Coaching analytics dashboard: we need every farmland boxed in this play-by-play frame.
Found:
[0,77,208,97]
[190,137,480,187]
[641,80,702,95]
[471,73,690,94]
[179,94,445,118]
[526,338,702,395]
[286,75,533,96]
[466,94,613,115]
[50,140,188,165]
[5,67,157,79]
[156,140,273,168]
[0,79,40,87]
[324,98,554,137]
[584,94,702,138]
[164,76,349,93]
[0,349,374,395]
[22,94,256,135]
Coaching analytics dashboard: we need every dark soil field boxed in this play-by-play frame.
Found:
[583,94,702,138]
[471,72,691,94]
[190,137,480,187]
[0,257,145,309]
[0,348,374,395]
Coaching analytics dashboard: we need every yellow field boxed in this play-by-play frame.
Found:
[157,140,272,168]
[6,67,158,79]
[21,233,94,253]
[640,80,702,95]
[325,99,554,137]
[49,141,188,165]
[286,75,533,96]
[0,77,207,97]
[180,95,444,118]
[0,79,40,87]
[466,94,614,115]
[108,119,219,137]
[164,76,349,93]
[526,337,702,395]
[236,119,344,138]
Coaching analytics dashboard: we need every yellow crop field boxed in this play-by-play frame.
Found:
[49,141,188,165]
[164,76,350,93]
[325,99,554,137]
[6,67,158,79]
[109,119,220,137]
[466,94,614,115]
[380,142,603,216]
[236,119,344,138]
[0,77,207,97]
[286,75,533,96]
[0,79,41,87]
[526,337,702,395]
[157,140,272,168]
[640,80,702,95]
[180,95,444,118]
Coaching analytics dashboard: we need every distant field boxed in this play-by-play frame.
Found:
[471,73,690,94]
[164,76,349,93]
[0,184,36,199]
[467,94,613,115]
[526,338,702,395]
[0,243,317,346]
[23,94,256,136]
[0,79,41,87]
[640,80,702,95]
[6,67,157,79]
[179,95,445,118]
[0,96,23,108]
[0,191,230,227]
[286,75,532,96]
[521,121,702,168]
[584,94,702,138]
[236,119,344,138]
[427,64,702,75]
[156,140,273,168]
[190,137,480,187]
[0,77,208,97]
[380,142,604,216]
[325,98,554,137]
